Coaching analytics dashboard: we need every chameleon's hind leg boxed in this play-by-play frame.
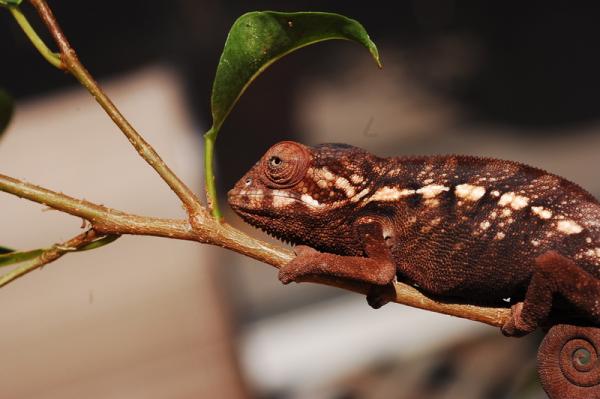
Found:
[502,250,600,337]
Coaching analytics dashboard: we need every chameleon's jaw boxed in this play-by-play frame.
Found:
[228,193,297,245]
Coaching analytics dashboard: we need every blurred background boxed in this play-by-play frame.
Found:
[1,1,599,398]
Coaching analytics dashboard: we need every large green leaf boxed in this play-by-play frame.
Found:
[0,88,14,136]
[209,11,381,136]
[205,11,382,218]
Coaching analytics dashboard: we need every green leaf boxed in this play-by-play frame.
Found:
[75,234,120,252]
[0,248,43,268]
[209,11,381,137]
[0,246,14,255]
[0,234,119,269]
[205,11,382,219]
[0,0,23,7]
[0,88,14,136]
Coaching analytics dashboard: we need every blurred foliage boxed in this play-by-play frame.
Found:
[0,0,23,7]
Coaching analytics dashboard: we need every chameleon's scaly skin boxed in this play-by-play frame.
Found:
[228,141,600,336]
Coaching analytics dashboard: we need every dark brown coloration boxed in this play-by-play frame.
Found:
[229,141,600,337]
[538,324,600,399]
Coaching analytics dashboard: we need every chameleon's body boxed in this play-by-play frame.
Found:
[228,141,600,336]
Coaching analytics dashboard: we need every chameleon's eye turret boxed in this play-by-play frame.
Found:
[262,141,309,188]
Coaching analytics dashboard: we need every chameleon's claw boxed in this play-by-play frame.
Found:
[501,302,535,337]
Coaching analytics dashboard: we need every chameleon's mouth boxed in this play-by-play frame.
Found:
[227,190,300,245]
[227,189,301,211]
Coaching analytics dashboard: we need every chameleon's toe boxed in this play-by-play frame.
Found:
[501,302,535,337]
[293,245,319,257]
[278,265,299,284]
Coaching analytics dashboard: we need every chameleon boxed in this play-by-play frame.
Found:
[227,140,600,336]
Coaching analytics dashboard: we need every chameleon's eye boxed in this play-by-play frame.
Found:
[269,156,282,167]
[262,141,309,188]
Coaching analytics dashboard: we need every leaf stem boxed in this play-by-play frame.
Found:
[27,0,205,219]
[203,128,221,219]
[7,5,62,69]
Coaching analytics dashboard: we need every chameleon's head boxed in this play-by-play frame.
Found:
[228,140,378,247]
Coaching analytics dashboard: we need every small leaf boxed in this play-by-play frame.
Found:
[0,88,14,136]
[0,248,43,268]
[0,246,14,254]
[75,234,120,252]
[0,0,23,7]
[209,11,381,137]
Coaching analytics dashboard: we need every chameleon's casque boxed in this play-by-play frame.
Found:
[228,141,600,336]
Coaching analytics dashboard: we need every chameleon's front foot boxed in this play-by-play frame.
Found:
[278,245,322,284]
[501,302,536,337]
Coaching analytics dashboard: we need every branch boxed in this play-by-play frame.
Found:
[27,0,205,218]
[0,172,510,327]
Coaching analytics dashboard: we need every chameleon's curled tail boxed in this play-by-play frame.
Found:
[537,324,600,399]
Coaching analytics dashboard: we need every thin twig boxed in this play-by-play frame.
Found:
[28,0,205,218]
[0,229,98,288]
[0,172,510,327]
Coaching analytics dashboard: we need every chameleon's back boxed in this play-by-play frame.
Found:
[380,154,600,302]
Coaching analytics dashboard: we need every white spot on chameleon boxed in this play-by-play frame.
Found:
[351,188,370,203]
[322,168,335,181]
[501,208,512,217]
[490,190,500,197]
[301,194,321,208]
[480,220,491,230]
[498,192,529,210]
[498,192,514,206]
[531,206,553,220]
[416,184,450,199]
[316,179,328,189]
[367,187,415,202]
[495,232,506,240]
[557,220,583,235]
[334,176,355,198]
[587,237,593,243]
[350,174,364,184]
[455,184,486,201]
[425,198,440,207]
[531,240,540,247]
[510,195,529,210]
[272,190,295,208]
